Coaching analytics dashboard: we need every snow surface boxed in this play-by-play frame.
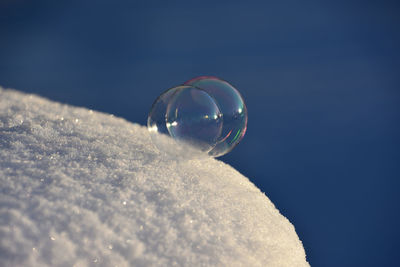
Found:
[0,87,309,267]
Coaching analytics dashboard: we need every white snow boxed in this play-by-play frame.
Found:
[0,87,309,266]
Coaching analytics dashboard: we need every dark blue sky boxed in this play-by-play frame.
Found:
[1,1,399,266]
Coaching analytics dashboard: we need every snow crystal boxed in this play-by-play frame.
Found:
[0,87,309,266]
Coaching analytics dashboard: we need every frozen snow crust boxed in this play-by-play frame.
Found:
[0,87,309,266]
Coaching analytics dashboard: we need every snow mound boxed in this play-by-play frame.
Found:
[0,87,309,266]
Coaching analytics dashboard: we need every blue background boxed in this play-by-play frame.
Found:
[1,1,399,266]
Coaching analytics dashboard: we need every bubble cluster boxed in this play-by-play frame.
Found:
[147,76,247,158]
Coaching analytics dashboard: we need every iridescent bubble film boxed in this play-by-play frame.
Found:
[147,77,247,158]
[185,76,248,157]
[166,86,223,153]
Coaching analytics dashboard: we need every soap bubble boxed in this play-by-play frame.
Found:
[184,76,248,157]
[166,86,223,152]
[147,77,247,158]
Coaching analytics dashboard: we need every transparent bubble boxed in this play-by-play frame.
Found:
[147,77,247,158]
[166,86,223,152]
[184,76,248,157]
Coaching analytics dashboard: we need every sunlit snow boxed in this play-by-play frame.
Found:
[0,87,309,266]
